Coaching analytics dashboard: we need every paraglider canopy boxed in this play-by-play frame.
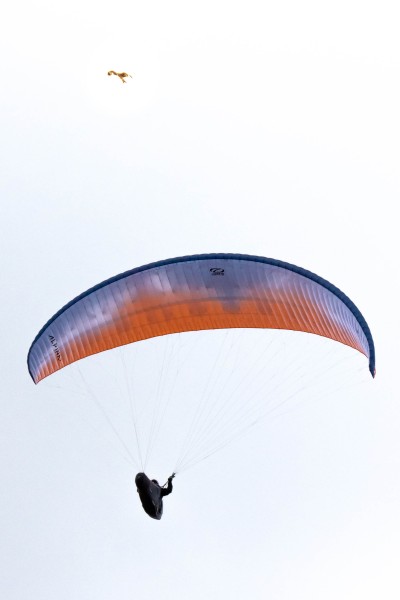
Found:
[27,253,375,384]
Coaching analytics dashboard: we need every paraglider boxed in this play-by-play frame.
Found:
[27,253,375,518]
[135,473,175,519]
[107,70,133,83]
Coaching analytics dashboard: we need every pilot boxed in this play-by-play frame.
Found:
[135,472,175,520]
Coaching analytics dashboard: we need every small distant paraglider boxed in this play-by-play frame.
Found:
[107,70,133,83]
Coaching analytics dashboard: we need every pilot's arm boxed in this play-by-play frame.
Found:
[161,474,175,497]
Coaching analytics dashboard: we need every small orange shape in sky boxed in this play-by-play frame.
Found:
[107,70,133,83]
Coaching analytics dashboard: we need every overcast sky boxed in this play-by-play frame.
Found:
[1,1,400,598]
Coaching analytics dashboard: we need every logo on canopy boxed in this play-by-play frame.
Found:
[210,268,225,276]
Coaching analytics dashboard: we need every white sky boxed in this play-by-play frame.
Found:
[1,0,400,598]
